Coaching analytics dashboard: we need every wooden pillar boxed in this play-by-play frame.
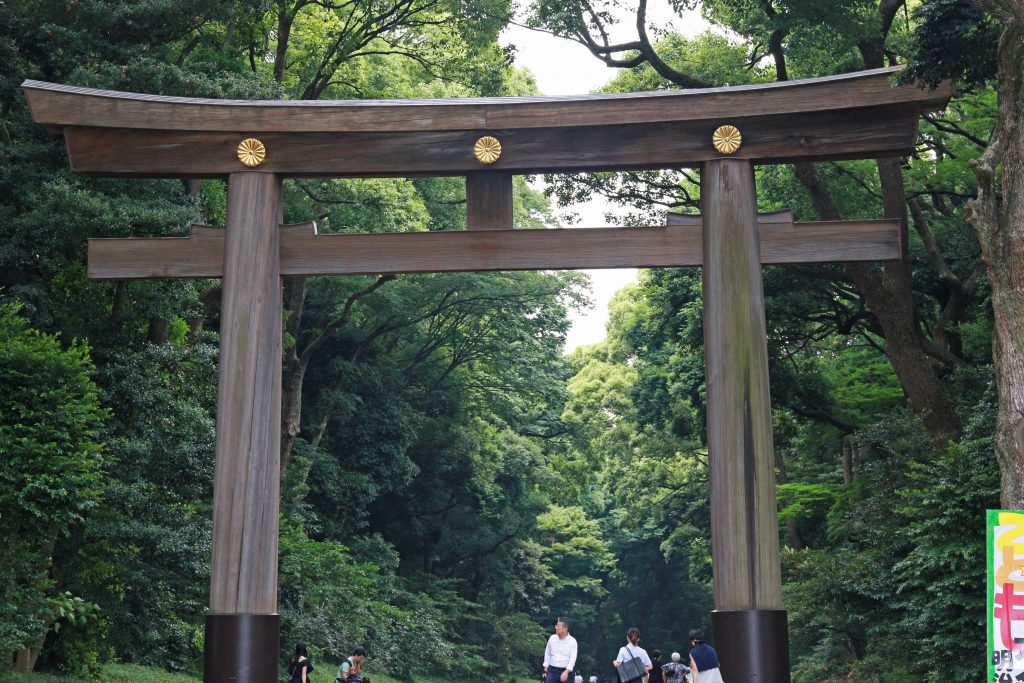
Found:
[466,171,513,229]
[701,158,790,681]
[204,171,283,683]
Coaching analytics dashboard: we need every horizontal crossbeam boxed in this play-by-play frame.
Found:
[22,68,946,134]
[63,108,922,177]
[23,69,952,177]
[87,218,901,280]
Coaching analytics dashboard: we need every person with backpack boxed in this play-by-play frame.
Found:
[288,642,313,683]
[335,647,366,683]
[661,652,691,683]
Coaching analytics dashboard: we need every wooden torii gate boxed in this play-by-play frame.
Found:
[23,67,950,683]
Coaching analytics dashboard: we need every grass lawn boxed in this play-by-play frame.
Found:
[0,664,539,683]
[1,664,201,683]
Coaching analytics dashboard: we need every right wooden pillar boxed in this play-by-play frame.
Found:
[701,158,791,681]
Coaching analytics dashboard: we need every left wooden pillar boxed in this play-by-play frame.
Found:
[205,172,283,683]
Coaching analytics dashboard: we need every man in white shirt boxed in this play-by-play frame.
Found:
[543,617,578,683]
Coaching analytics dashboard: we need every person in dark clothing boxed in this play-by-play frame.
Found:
[687,630,723,683]
[648,651,664,683]
[288,642,313,683]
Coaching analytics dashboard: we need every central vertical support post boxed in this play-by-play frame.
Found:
[701,159,790,681]
[466,171,513,229]
[204,171,283,683]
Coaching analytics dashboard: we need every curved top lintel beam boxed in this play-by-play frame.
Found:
[22,67,951,134]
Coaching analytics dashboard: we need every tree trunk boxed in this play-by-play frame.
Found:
[148,318,170,345]
[842,440,855,485]
[14,647,39,673]
[853,157,961,440]
[273,3,293,84]
[965,2,1024,506]
[779,11,961,443]
[846,20,962,441]
[280,352,305,480]
[793,160,962,442]
[12,524,63,674]
[780,7,966,444]
[775,450,807,550]
[280,275,307,481]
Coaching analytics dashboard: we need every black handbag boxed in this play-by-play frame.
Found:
[616,645,646,683]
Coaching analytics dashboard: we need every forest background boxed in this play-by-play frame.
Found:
[0,0,1015,682]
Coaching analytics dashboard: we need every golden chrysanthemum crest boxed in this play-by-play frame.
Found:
[473,136,502,164]
[237,138,267,167]
[712,125,742,155]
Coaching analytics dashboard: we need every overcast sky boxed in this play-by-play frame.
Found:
[498,4,707,351]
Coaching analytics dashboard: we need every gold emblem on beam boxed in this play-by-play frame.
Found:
[237,138,267,167]
[712,125,742,155]
[473,136,502,164]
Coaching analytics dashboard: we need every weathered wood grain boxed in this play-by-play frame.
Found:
[87,219,900,279]
[701,158,783,610]
[62,105,923,177]
[22,68,950,133]
[209,172,282,615]
[667,209,794,227]
[88,228,226,279]
[466,171,513,230]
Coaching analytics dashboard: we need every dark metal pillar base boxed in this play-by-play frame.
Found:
[711,609,790,682]
[204,613,280,683]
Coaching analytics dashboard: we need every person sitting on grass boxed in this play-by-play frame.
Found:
[336,647,367,683]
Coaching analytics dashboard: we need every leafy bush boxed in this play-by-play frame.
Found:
[0,302,106,659]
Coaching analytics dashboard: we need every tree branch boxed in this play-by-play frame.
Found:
[299,274,397,366]
[923,114,990,149]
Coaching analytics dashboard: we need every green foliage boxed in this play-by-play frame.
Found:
[821,343,905,423]
[888,393,998,682]
[0,302,106,656]
[0,665,540,683]
[491,613,548,677]
[535,506,616,612]
[904,0,1000,87]
[784,398,999,682]
[44,593,105,680]
[558,272,716,665]
[277,527,380,662]
[776,483,840,529]
[2,0,584,673]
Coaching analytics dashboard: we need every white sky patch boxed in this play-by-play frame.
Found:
[499,3,708,352]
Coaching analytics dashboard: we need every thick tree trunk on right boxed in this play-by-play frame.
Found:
[857,157,961,440]
[786,14,965,443]
[966,1,1024,507]
[793,161,962,442]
